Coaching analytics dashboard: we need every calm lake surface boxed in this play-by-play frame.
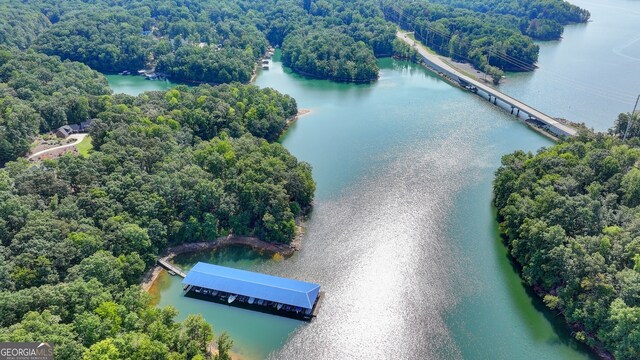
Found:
[501,0,640,131]
[108,1,640,358]
[105,74,175,95]
[148,57,588,359]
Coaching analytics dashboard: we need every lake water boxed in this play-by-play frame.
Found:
[147,57,592,359]
[501,0,640,131]
[109,1,640,358]
[105,74,176,95]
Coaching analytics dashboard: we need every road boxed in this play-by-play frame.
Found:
[397,32,578,137]
[28,133,88,160]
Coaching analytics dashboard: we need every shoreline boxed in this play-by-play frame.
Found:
[141,222,304,291]
[250,63,259,83]
[286,66,378,83]
[499,231,615,360]
[409,53,565,143]
[140,107,312,292]
[209,342,244,360]
[287,109,312,125]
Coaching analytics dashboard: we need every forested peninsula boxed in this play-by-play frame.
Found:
[0,42,313,358]
[494,115,640,359]
[0,0,589,84]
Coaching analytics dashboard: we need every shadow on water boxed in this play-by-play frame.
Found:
[172,245,276,272]
[148,270,170,306]
[269,50,377,96]
[491,206,599,359]
[153,245,305,360]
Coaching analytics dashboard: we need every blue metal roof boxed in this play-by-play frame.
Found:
[182,262,320,309]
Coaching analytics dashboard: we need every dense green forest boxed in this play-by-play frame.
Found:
[494,117,640,359]
[12,0,270,82]
[156,46,256,84]
[427,0,590,38]
[257,0,396,81]
[383,0,540,77]
[281,28,379,82]
[0,3,50,49]
[0,82,313,358]
[34,10,153,73]
[0,48,111,165]
[0,0,589,83]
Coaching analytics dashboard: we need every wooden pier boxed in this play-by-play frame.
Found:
[158,258,186,278]
[397,32,578,138]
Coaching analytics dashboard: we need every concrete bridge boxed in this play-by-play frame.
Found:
[397,32,577,137]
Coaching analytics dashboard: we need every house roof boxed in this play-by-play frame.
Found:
[55,127,70,136]
[182,262,321,309]
[80,119,94,127]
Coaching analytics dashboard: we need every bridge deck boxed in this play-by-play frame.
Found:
[397,32,577,137]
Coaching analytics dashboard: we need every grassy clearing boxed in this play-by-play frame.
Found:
[441,59,477,80]
[76,135,93,156]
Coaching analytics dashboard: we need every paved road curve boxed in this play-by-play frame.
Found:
[397,32,578,137]
[28,133,88,160]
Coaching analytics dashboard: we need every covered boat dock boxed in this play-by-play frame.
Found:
[182,262,323,321]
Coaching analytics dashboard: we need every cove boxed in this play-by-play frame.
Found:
[151,54,594,359]
[105,74,176,95]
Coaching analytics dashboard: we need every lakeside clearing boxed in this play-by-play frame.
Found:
[76,135,93,156]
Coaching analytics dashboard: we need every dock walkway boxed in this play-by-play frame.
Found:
[158,258,186,278]
[397,32,577,137]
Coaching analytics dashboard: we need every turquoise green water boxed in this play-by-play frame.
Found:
[105,74,176,95]
[110,2,640,356]
[152,247,301,360]
[150,55,594,359]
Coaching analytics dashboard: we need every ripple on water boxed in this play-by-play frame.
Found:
[270,120,488,359]
[155,54,592,360]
